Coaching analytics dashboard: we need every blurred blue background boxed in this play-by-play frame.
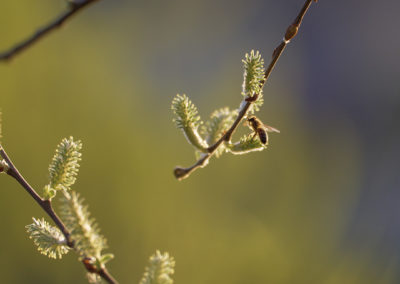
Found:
[1,0,399,283]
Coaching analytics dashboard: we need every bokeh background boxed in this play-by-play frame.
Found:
[1,0,399,283]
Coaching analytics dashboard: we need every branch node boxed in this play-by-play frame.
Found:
[83,257,99,273]
[285,24,299,41]
[244,94,259,102]
[0,159,9,173]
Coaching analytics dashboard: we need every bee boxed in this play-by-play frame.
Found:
[246,116,280,144]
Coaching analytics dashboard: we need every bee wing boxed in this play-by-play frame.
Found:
[264,124,280,133]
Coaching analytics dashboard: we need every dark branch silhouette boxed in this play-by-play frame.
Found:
[0,0,99,62]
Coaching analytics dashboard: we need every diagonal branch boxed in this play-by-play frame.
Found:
[174,0,318,180]
[0,0,100,62]
[0,146,71,243]
[0,145,118,284]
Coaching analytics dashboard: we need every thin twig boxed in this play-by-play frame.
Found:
[0,145,118,284]
[174,154,211,180]
[99,267,119,284]
[0,0,99,62]
[174,0,317,180]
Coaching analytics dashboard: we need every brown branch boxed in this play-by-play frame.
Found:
[0,147,72,245]
[0,0,99,63]
[0,145,118,284]
[174,154,211,181]
[174,0,317,180]
[99,267,119,284]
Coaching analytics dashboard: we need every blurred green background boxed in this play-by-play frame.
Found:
[1,0,400,283]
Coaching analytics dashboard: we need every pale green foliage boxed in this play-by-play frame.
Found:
[99,253,115,265]
[242,50,265,112]
[171,94,208,151]
[25,218,70,259]
[194,149,209,163]
[59,190,108,260]
[139,251,175,284]
[242,50,265,96]
[87,273,102,284]
[201,107,237,158]
[44,137,82,199]
[171,94,202,129]
[227,133,266,154]
[23,137,113,278]
[172,51,274,161]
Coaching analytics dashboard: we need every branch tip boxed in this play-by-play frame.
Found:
[174,167,190,180]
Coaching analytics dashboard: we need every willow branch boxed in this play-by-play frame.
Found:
[0,146,72,244]
[0,0,99,62]
[174,0,317,180]
[99,267,119,284]
[0,145,118,284]
[174,154,211,181]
